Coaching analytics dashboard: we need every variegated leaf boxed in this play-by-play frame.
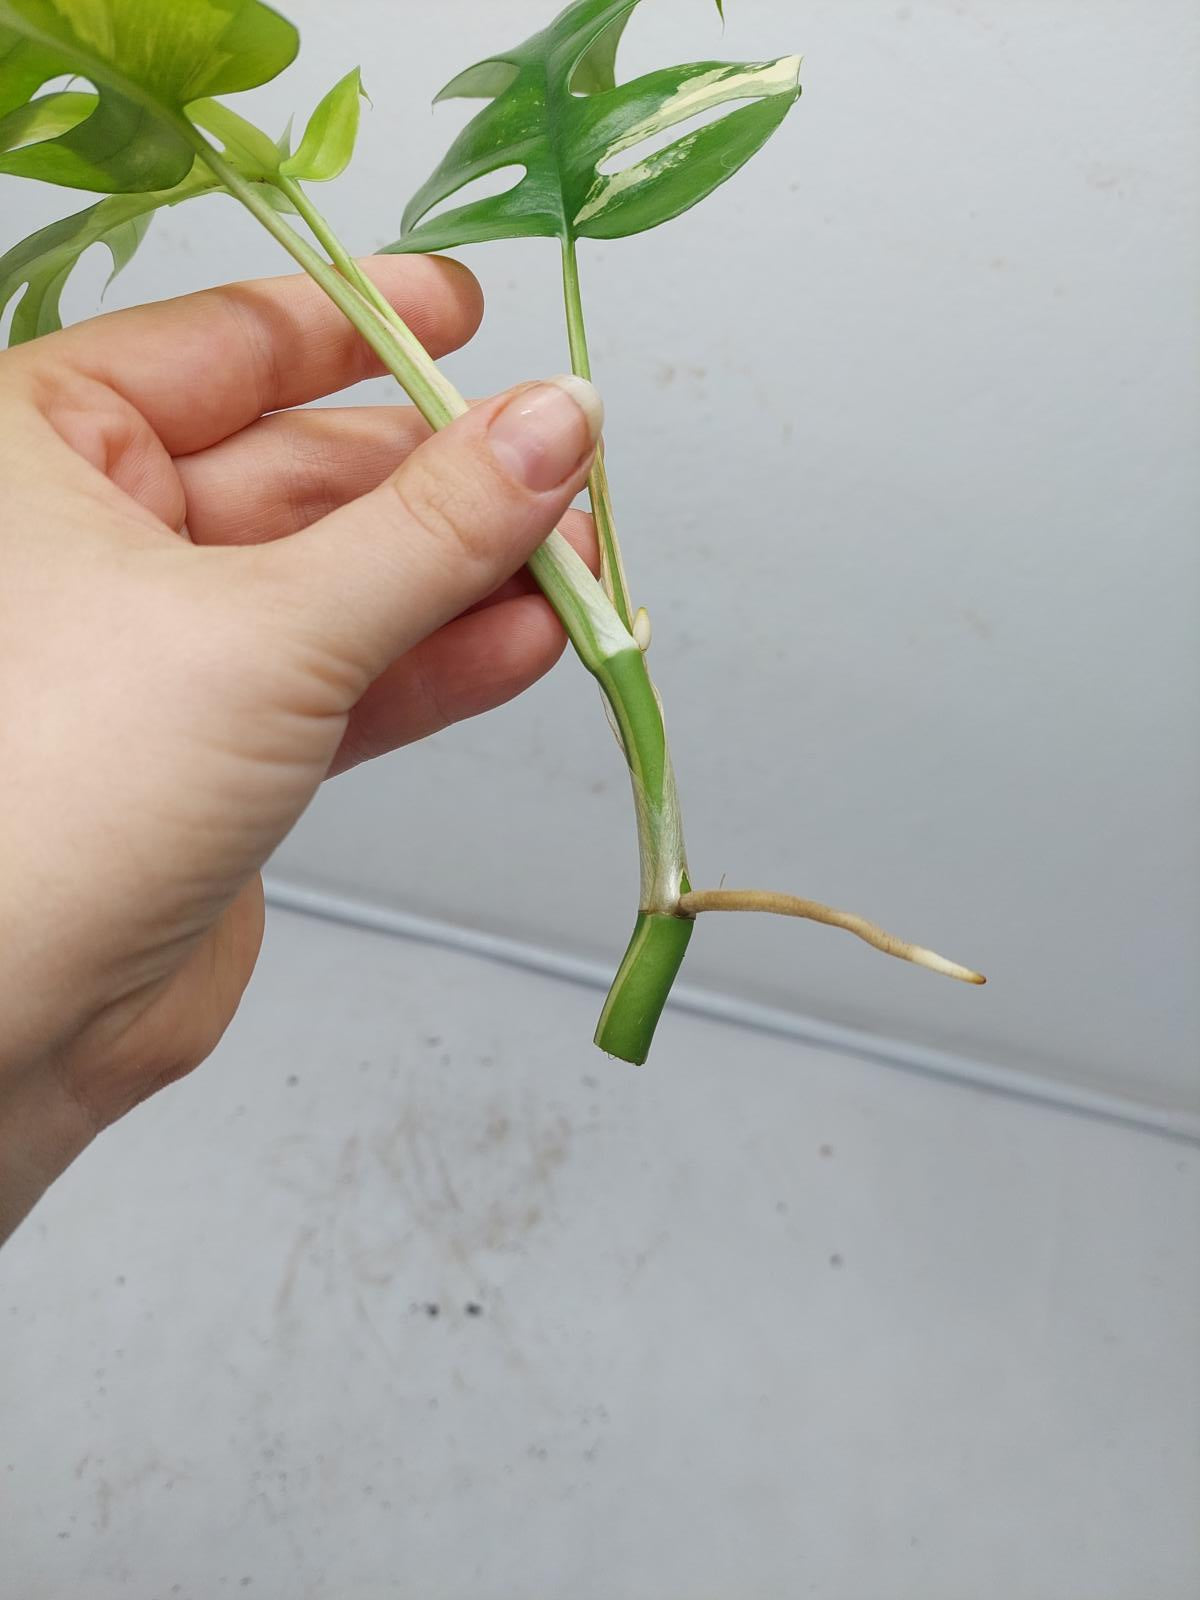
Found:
[388,0,799,253]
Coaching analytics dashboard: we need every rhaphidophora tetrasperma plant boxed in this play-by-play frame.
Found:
[0,0,984,1063]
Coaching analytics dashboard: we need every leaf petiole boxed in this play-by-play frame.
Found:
[561,236,635,632]
[272,171,465,427]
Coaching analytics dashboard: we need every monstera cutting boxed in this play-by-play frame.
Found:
[0,0,984,1064]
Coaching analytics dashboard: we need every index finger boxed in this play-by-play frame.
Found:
[24,254,482,455]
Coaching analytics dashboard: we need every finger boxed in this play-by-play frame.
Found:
[255,375,605,692]
[31,255,482,455]
[460,509,600,612]
[180,406,599,587]
[178,405,433,546]
[330,592,569,775]
[331,509,599,772]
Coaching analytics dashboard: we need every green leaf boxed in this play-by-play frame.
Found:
[274,112,294,160]
[0,85,94,152]
[0,0,298,192]
[388,0,799,254]
[1,178,195,343]
[280,65,363,183]
[1,102,286,345]
[189,94,285,172]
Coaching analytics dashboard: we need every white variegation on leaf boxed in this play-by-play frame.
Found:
[575,55,801,233]
[388,0,801,253]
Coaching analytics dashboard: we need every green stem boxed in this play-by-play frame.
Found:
[190,131,693,1061]
[188,143,594,624]
[276,174,460,416]
[561,238,695,1061]
[590,649,695,1064]
[270,176,639,673]
[189,137,462,425]
[593,912,694,1065]
[561,238,634,631]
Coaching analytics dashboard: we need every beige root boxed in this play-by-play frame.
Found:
[676,889,986,985]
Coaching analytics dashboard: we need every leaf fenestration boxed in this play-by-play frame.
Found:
[0,0,298,192]
[389,0,799,254]
[0,99,288,344]
[1,186,182,343]
[0,86,94,153]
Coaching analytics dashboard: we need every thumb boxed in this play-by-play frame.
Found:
[263,375,603,687]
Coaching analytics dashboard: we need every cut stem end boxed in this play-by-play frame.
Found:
[594,911,695,1064]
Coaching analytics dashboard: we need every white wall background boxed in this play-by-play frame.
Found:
[3,0,1198,1113]
[4,910,1198,1599]
[3,7,1199,1595]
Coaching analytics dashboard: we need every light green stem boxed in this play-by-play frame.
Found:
[276,174,459,415]
[561,237,695,1061]
[187,138,595,625]
[190,130,693,1061]
[561,237,634,631]
[189,138,460,423]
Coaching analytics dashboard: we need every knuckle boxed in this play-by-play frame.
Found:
[219,290,284,419]
[279,419,343,529]
[387,452,498,570]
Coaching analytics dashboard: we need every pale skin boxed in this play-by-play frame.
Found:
[0,253,603,1242]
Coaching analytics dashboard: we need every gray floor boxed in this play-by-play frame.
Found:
[3,905,1198,1599]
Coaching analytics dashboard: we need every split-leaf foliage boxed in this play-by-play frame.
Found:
[0,2,975,1066]
[0,0,364,339]
[391,0,799,252]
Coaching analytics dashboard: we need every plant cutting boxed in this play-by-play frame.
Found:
[0,0,984,1066]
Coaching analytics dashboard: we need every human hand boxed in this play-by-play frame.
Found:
[0,255,602,1237]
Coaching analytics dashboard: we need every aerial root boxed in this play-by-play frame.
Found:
[676,888,986,985]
